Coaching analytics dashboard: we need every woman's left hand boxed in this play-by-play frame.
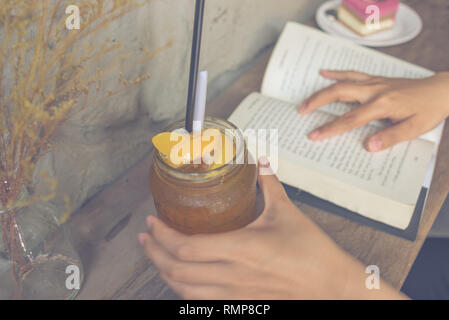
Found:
[300,70,449,152]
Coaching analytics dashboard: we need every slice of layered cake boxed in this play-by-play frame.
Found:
[338,0,400,36]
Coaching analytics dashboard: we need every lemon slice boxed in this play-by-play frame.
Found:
[152,132,186,158]
[152,131,235,170]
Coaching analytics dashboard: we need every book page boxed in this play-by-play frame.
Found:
[229,93,435,207]
[261,22,442,144]
[262,22,433,113]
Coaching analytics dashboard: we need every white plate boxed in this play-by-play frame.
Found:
[316,0,423,47]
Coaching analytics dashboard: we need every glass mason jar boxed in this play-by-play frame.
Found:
[149,117,258,234]
[0,198,83,300]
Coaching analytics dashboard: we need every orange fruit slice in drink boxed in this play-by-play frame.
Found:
[152,130,235,170]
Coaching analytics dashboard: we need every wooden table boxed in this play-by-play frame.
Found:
[71,0,449,299]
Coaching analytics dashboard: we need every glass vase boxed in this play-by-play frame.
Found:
[0,198,83,300]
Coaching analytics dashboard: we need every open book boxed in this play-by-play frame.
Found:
[229,22,445,233]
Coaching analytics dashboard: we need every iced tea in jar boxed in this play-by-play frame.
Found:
[149,117,257,234]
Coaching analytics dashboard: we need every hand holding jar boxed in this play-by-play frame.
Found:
[140,158,406,300]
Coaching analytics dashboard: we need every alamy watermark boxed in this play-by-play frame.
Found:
[66,264,81,290]
[165,127,279,175]
[66,5,80,30]
[365,265,381,290]
[365,4,381,31]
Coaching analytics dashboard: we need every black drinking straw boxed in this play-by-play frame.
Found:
[185,0,206,133]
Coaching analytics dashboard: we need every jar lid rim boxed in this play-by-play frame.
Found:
[153,117,247,182]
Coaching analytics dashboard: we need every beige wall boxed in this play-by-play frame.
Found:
[141,0,326,121]
[38,0,326,215]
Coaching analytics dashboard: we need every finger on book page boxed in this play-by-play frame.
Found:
[320,70,373,81]
[308,102,385,141]
[365,117,429,153]
[299,82,370,115]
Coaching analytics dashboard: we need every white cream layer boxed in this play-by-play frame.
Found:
[338,6,395,36]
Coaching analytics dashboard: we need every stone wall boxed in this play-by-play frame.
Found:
[37,0,326,216]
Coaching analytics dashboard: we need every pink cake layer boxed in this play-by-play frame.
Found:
[342,0,399,20]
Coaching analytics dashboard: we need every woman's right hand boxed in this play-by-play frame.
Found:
[139,158,405,300]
